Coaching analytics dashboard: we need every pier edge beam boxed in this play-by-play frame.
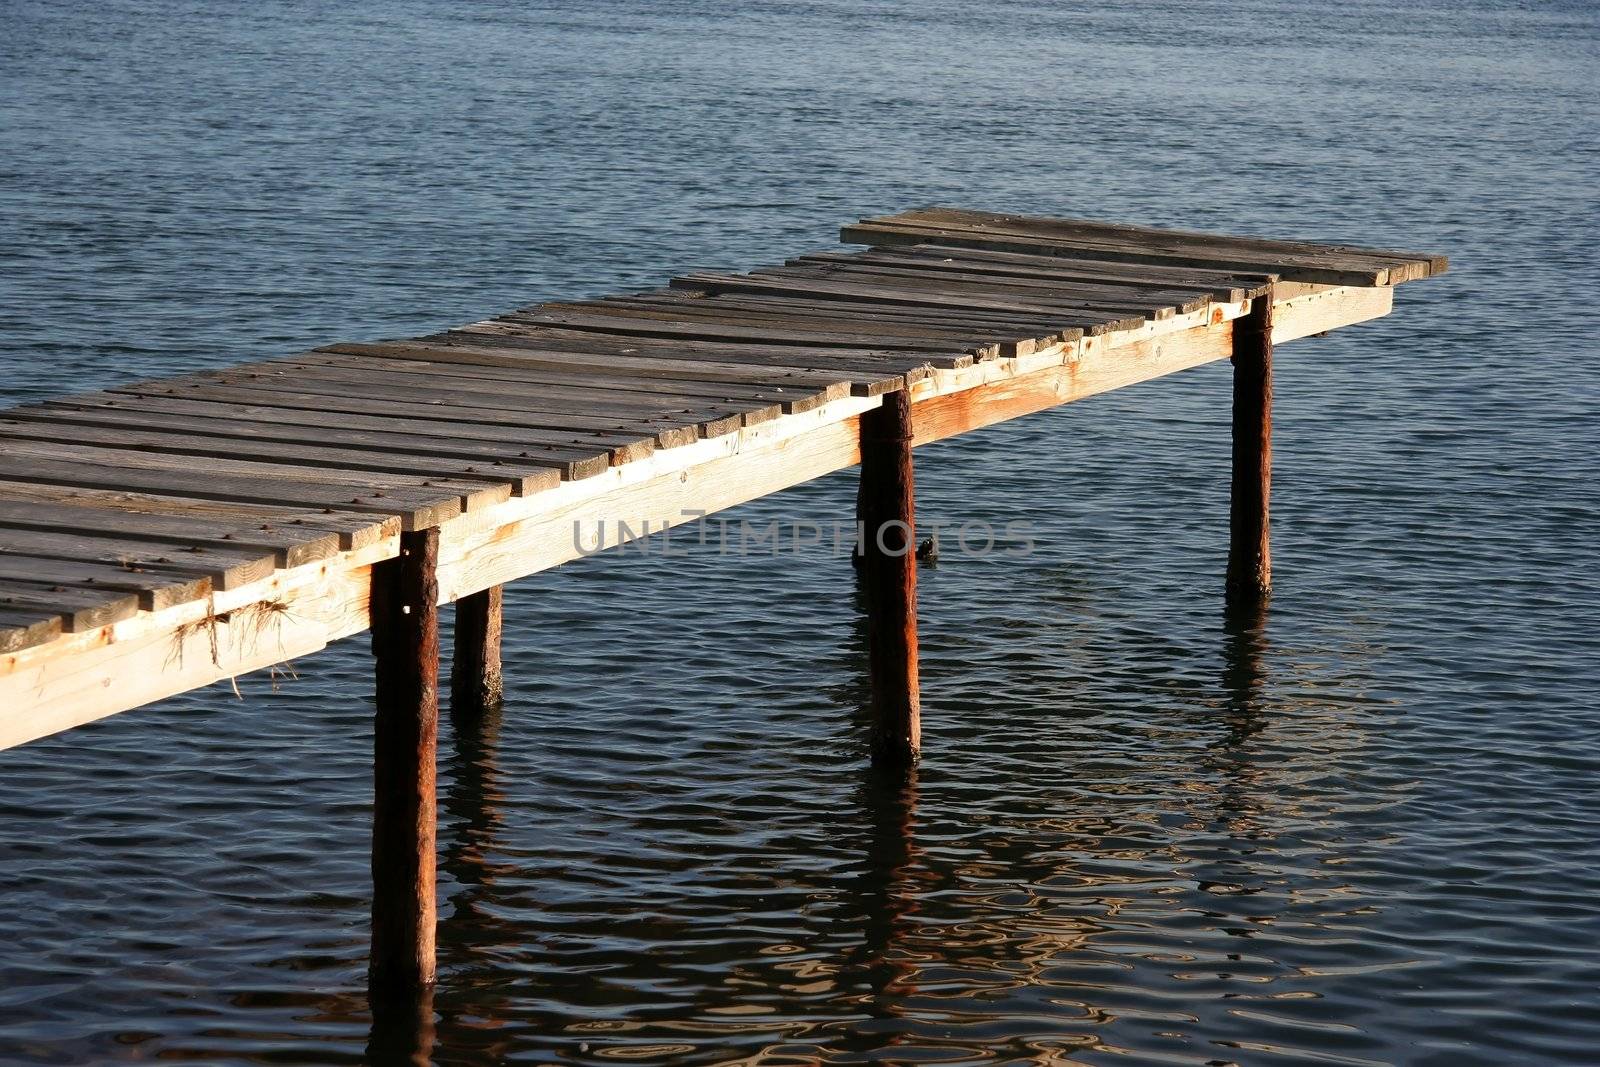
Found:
[1226,289,1273,608]
[451,585,504,717]
[369,527,441,996]
[858,390,922,768]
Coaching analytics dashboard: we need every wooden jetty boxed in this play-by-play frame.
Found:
[0,207,1444,992]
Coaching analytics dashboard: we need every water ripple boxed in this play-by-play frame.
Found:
[4,0,1600,1063]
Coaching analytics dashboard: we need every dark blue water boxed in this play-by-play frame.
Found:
[3,1,1599,1063]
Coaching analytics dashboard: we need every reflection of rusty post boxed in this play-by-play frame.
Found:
[1221,600,1270,746]
[369,528,440,996]
[860,766,921,1014]
[441,678,506,900]
[434,674,516,1061]
[858,391,920,768]
[1227,290,1273,608]
[366,983,435,1067]
[452,585,504,717]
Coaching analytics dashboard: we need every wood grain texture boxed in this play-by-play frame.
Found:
[0,579,140,632]
[845,208,1446,286]
[17,395,617,482]
[0,554,212,611]
[796,248,1265,301]
[0,608,63,655]
[0,500,339,569]
[0,526,279,591]
[0,474,411,550]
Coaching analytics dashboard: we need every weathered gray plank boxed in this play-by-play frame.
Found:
[577,295,1048,352]
[631,289,1085,344]
[0,525,279,591]
[0,438,504,519]
[669,271,1142,332]
[0,418,561,498]
[793,248,1263,300]
[257,356,785,430]
[780,259,1210,315]
[0,452,462,532]
[0,500,338,570]
[185,364,730,446]
[339,338,910,397]
[287,352,840,415]
[0,579,141,633]
[0,607,63,654]
[17,397,614,482]
[745,264,1174,320]
[511,304,983,355]
[468,324,963,376]
[890,207,1448,276]
[111,380,664,464]
[0,554,211,611]
[0,476,396,551]
[843,210,1441,286]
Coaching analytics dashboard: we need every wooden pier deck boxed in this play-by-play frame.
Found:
[1,207,1442,749]
[0,207,1443,991]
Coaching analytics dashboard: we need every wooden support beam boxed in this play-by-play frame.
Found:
[369,527,441,996]
[1227,291,1273,608]
[451,585,503,718]
[858,391,920,768]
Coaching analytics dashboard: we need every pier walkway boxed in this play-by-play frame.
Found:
[0,208,1443,990]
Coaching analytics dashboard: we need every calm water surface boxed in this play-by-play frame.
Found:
[2,1,1599,1063]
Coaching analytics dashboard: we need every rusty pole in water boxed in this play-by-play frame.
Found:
[858,391,921,768]
[1227,290,1273,609]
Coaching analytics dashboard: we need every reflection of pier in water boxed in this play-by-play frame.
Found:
[1221,600,1271,749]
[353,585,1382,1062]
[789,596,1383,1061]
